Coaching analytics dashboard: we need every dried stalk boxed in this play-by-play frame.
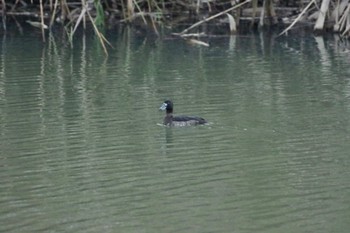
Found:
[251,0,257,28]
[341,4,350,36]
[259,0,265,27]
[314,0,331,31]
[50,0,59,27]
[39,0,46,42]
[120,0,126,20]
[337,3,350,33]
[64,0,111,56]
[72,4,87,35]
[86,9,111,56]
[226,13,236,33]
[81,0,86,29]
[1,0,6,30]
[133,0,147,24]
[127,0,134,22]
[333,0,348,32]
[61,0,68,22]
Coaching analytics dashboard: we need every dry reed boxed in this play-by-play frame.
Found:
[1,0,349,49]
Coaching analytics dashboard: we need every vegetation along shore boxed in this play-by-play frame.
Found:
[1,0,349,52]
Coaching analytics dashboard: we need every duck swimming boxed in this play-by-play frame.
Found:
[159,100,207,126]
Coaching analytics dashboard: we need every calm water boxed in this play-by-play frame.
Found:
[1,28,350,232]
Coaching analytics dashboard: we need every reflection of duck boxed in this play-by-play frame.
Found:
[159,100,207,127]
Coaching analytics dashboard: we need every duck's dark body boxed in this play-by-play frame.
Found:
[163,115,207,126]
[160,100,207,127]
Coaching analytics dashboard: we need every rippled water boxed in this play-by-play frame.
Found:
[1,30,350,232]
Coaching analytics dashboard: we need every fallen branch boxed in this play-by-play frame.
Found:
[180,32,207,37]
[174,0,252,36]
[26,20,48,29]
[278,0,316,36]
[186,38,209,47]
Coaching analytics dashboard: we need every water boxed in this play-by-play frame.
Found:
[1,29,350,232]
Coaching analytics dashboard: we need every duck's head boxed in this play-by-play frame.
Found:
[159,100,173,114]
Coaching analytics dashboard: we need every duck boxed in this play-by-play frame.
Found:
[159,100,207,126]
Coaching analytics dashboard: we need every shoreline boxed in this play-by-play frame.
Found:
[1,0,349,54]
[1,1,349,33]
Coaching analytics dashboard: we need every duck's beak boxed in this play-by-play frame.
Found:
[159,102,167,111]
